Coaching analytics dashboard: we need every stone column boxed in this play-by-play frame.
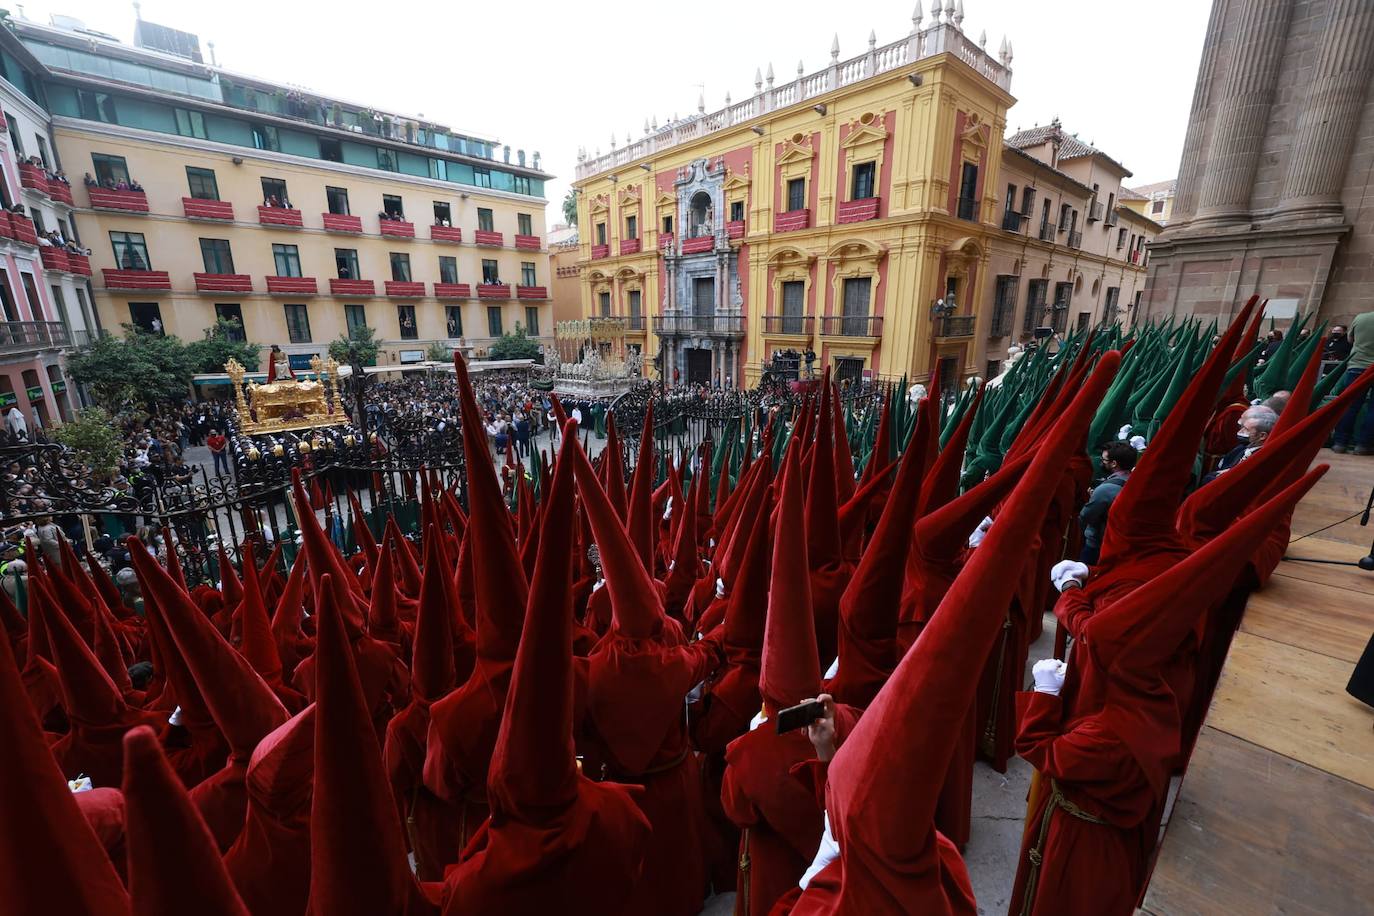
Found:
[1193,0,1295,226]
[1274,0,1374,219]
[1170,0,1233,225]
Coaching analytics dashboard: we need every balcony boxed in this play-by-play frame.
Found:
[0,320,69,354]
[956,197,979,221]
[681,234,715,254]
[653,314,745,336]
[934,314,977,339]
[433,282,471,299]
[625,315,646,332]
[430,224,463,243]
[18,163,49,195]
[477,283,512,299]
[1067,230,1083,249]
[516,285,548,299]
[47,180,74,206]
[1104,210,1119,227]
[39,248,70,272]
[474,230,504,247]
[820,315,883,338]
[183,197,234,221]
[762,315,816,337]
[5,213,38,246]
[659,232,675,251]
[322,212,363,234]
[1001,210,1025,232]
[67,253,92,275]
[258,206,304,228]
[329,278,376,296]
[194,273,253,293]
[1088,201,1104,223]
[619,238,642,256]
[515,234,541,251]
[774,209,810,232]
[103,268,172,291]
[1038,222,1056,242]
[837,197,880,224]
[385,280,425,297]
[265,275,318,294]
[726,220,746,240]
[380,219,416,239]
[88,187,150,213]
[591,243,610,260]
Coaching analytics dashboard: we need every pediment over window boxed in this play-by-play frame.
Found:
[777,133,815,166]
[618,185,642,208]
[589,194,611,215]
[841,112,888,149]
[722,165,752,194]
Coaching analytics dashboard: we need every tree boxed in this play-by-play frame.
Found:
[66,325,197,408]
[185,319,261,373]
[426,341,452,362]
[328,324,380,367]
[562,188,578,227]
[487,323,542,361]
[52,407,124,480]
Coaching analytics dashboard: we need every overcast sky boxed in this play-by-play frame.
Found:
[22,0,1211,212]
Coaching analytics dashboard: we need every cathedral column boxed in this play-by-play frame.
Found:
[1193,0,1295,226]
[1170,0,1232,225]
[1274,0,1374,219]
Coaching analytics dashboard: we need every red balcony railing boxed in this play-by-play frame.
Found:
[430,225,463,243]
[322,213,363,234]
[258,206,304,228]
[474,230,504,247]
[18,163,48,194]
[681,235,715,254]
[379,220,415,239]
[726,220,746,240]
[265,275,317,294]
[385,280,425,297]
[659,232,675,250]
[774,209,810,232]
[67,253,91,275]
[329,278,376,296]
[591,243,610,259]
[7,213,39,246]
[477,283,511,299]
[194,273,253,293]
[516,285,548,299]
[103,268,172,291]
[514,234,541,251]
[837,197,880,224]
[619,238,642,255]
[88,187,150,212]
[183,197,234,221]
[433,282,472,299]
[47,180,74,206]
[39,248,70,272]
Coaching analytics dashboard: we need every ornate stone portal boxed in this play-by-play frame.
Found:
[225,355,347,434]
[549,318,640,398]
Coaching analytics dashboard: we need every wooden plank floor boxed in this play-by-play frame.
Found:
[1142,451,1374,915]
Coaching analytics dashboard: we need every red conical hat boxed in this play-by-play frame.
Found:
[603,411,630,521]
[122,727,252,916]
[237,548,286,688]
[87,550,131,619]
[90,600,135,698]
[412,528,456,703]
[270,552,308,675]
[217,544,245,612]
[627,403,658,568]
[366,542,402,645]
[918,382,984,516]
[30,575,128,731]
[291,470,366,634]
[1217,295,1265,407]
[386,516,423,598]
[348,489,380,574]
[1269,329,1326,441]
[161,526,187,593]
[0,629,132,915]
[805,379,842,568]
[832,385,857,502]
[661,469,704,617]
[859,392,893,488]
[721,481,773,659]
[759,445,821,712]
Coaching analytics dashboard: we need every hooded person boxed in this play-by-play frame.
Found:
[442,422,652,915]
[805,379,851,667]
[270,551,310,682]
[571,428,725,916]
[1008,466,1326,916]
[239,549,306,712]
[0,628,133,916]
[786,351,1121,916]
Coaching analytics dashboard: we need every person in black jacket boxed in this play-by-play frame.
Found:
[1078,441,1138,564]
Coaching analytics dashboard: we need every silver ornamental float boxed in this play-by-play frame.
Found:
[548,318,642,399]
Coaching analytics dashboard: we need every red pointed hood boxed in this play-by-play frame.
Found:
[217,544,245,611]
[87,550,132,619]
[386,516,423,598]
[366,541,402,645]
[30,575,128,728]
[820,351,1120,908]
[603,411,631,520]
[238,550,285,686]
[412,528,456,703]
[832,386,857,502]
[805,380,842,568]
[627,403,658,568]
[291,470,366,634]
[270,552,308,670]
[918,382,984,516]
[860,393,893,487]
[0,630,132,915]
[122,727,252,916]
[91,601,135,698]
[661,467,703,616]
[348,489,380,573]
[1218,295,1265,407]
[712,435,735,519]
[1269,329,1326,441]
[161,525,187,593]
[759,446,821,712]
[722,481,772,657]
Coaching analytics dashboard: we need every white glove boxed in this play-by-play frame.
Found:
[663,496,673,521]
[1118,424,1132,441]
[1129,435,1146,451]
[168,705,184,726]
[715,577,726,599]
[1031,659,1068,695]
[1050,560,1089,592]
[968,516,993,548]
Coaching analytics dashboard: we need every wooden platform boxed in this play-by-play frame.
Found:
[1141,452,1374,916]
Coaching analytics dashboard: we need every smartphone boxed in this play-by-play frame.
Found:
[775,700,826,735]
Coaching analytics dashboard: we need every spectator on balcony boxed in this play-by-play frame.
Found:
[53,170,69,185]
[84,172,98,187]
[37,233,52,247]
[129,179,144,192]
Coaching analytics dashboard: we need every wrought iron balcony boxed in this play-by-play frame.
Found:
[956,197,979,221]
[0,320,70,353]
[1067,230,1083,249]
[1088,200,1104,222]
[1038,221,1055,241]
[1001,210,1025,232]
[935,314,976,338]
[762,315,815,337]
[652,314,745,336]
[820,315,883,337]
[625,315,646,332]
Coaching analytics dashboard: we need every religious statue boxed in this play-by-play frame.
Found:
[266,344,295,384]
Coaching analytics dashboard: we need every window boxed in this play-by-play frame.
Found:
[693,276,715,315]
[1106,192,1116,215]
[439,256,458,284]
[250,123,279,152]
[186,166,219,200]
[261,177,289,207]
[595,222,607,246]
[129,302,163,335]
[1004,184,1018,213]
[326,187,350,216]
[5,116,21,156]
[272,244,302,277]
[214,304,246,340]
[518,213,533,236]
[20,274,41,319]
[76,90,117,123]
[1104,286,1121,319]
[1059,203,1072,230]
[990,275,1018,337]
[0,269,15,322]
[390,253,412,282]
[1076,312,1091,331]
[1021,187,1036,214]
[377,148,398,172]
[397,304,418,339]
[781,280,805,334]
[1024,279,1048,333]
[487,306,503,336]
[786,178,805,212]
[29,209,45,234]
[474,167,492,188]
[92,153,130,187]
[111,231,150,270]
[35,137,51,168]
[284,304,311,343]
[1117,228,1128,249]
[842,277,870,335]
[1151,199,1165,215]
[852,162,876,200]
[434,202,452,226]
[513,175,531,195]
[319,137,342,162]
[199,238,235,274]
[628,289,642,319]
[729,201,744,223]
[429,158,448,181]
[481,259,500,284]
[75,288,94,331]
[444,306,462,338]
[598,292,611,317]
[174,108,207,139]
[957,162,979,220]
[1052,282,1073,333]
[478,208,494,232]
[521,262,537,287]
[663,215,673,234]
[345,304,367,333]
[50,284,70,328]
[626,214,640,239]
[335,248,360,279]
[525,307,540,336]
[382,195,405,219]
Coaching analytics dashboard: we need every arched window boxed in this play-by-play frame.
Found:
[689,191,713,237]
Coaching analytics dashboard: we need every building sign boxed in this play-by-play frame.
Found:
[288,353,319,370]
[399,349,425,364]
[25,386,44,401]
[0,392,16,408]
[50,380,67,394]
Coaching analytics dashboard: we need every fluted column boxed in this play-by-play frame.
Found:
[1193,0,1295,225]
[1170,0,1233,225]
[1274,0,1374,218]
